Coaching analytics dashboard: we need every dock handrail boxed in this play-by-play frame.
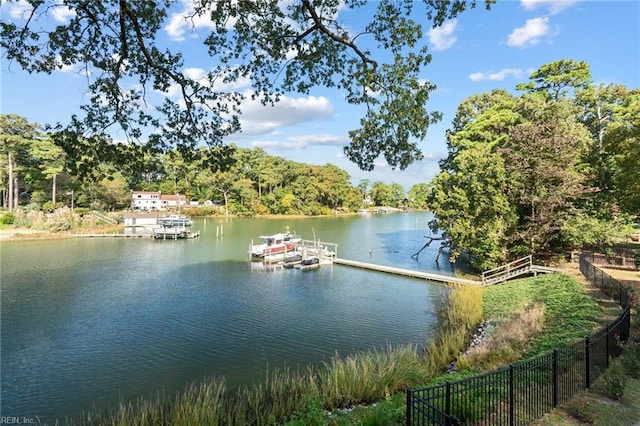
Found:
[89,210,119,225]
[481,255,533,285]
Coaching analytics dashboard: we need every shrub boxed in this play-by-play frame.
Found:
[0,212,15,225]
[592,357,627,400]
[42,201,66,213]
[566,396,594,423]
[619,341,640,379]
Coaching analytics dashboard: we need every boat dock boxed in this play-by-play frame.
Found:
[74,230,200,239]
[333,258,480,285]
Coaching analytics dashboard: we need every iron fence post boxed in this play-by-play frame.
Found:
[445,382,451,426]
[606,325,610,368]
[553,349,558,407]
[509,364,515,426]
[406,389,411,426]
[585,337,590,389]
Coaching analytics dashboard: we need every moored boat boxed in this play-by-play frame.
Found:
[249,228,302,258]
[158,214,193,227]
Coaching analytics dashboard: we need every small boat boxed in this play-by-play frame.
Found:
[151,224,199,239]
[158,214,193,227]
[249,228,302,258]
[295,256,320,270]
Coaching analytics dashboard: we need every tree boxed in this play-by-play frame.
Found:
[428,145,514,269]
[576,84,640,216]
[407,183,429,209]
[31,136,67,205]
[370,181,394,206]
[0,114,40,209]
[602,90,640,215]
[502,96,590,255]
[516,59,592,101]
[390,183,406,208]
[1,0,493,171]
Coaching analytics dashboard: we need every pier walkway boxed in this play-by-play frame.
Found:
[333,258,480,285]
[334,254,557,286]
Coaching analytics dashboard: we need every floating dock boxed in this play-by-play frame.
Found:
[74,231,200,239]
[333,258,480,285]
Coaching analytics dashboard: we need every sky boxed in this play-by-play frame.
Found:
[1,0,639,191]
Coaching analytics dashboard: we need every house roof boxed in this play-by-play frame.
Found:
[160,194,186,201]
[131,191,161,195]
[123,212,160,218]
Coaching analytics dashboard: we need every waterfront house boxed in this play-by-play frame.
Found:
[131,191,187,211]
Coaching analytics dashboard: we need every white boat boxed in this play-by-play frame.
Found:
[158,214,193,227]
[151,225,199,239]
[249,228,302,258]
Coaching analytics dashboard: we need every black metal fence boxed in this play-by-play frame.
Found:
[407,253,631,425]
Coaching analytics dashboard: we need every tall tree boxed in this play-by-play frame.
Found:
[0,114,40,209]
[602,90,640,215]
[428,144,514,269]
[516,59,592,101]
[31,136,66,204]
[576,84,639,216]
[1,0,493,171]
[502,96,590,255]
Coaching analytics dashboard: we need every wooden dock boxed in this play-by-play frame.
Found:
[74,232,151,238]
[74,231,200,239]
[333,258,480,285]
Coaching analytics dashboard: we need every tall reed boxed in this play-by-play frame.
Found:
[423,283,484,375]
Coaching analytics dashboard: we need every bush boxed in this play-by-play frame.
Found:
[42,201,66,213]
[0,212,15,225]
[592,357,627,400]
[566,396,595,423]
[619,341,640,379]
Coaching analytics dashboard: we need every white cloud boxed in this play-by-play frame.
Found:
[164,1,218,42]
[238,95,334,136]
[4,0,32,20]
[253,134,348,150]
[428,19,457,51]
[521,0,580,15]
[469,68,526,82]
[50,3,75,23]
[3,0,74,22]
[507,17,552,48]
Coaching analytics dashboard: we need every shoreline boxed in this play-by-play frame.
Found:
[0,208,416,242]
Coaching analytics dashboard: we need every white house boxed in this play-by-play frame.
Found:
[131,191,187,211]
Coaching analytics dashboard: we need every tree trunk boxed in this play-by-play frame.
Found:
[13,175,19,209]
[52,173,57,205]
[8,151,14,210]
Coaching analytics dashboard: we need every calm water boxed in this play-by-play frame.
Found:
[1,212,460,422]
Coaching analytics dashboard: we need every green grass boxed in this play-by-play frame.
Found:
[484,274,603,356]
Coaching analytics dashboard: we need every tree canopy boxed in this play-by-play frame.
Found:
[428,59,639,269]
[1,0,493,171]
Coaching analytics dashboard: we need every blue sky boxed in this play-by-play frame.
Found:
[1,0,639,191]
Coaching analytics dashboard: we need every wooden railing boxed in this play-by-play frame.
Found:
[481,255,533,285]
[89,210,118,225]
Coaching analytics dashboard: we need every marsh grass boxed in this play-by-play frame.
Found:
[424,284,484,374]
